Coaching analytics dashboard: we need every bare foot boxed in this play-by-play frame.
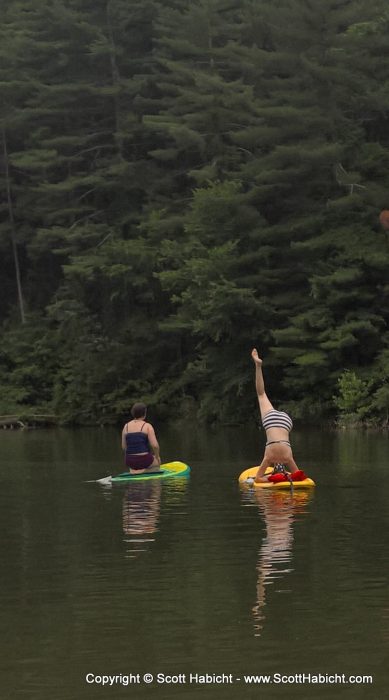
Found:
[251,348,263,365]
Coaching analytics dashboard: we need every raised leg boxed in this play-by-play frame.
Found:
[251,348,274,420]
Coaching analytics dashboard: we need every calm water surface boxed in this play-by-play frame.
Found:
[0,424,388,700]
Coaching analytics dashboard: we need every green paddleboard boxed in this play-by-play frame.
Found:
[110,460,190,483]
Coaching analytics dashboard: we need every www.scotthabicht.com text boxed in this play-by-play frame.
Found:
[85,672,373,686]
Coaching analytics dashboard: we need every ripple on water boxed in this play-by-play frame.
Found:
[1,428,388,699]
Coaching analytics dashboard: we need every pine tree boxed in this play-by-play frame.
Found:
[2,0,389,424]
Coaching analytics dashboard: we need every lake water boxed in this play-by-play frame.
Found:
[0,424,388,699]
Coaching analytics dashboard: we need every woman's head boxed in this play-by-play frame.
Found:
[131,402,147,419]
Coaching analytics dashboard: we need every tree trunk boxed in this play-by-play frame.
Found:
[106,1,124,159]
[1,125,25,324]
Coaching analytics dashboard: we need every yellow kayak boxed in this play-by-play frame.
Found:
[239,466,315,488]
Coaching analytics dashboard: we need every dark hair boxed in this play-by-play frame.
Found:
[131,402,147,419]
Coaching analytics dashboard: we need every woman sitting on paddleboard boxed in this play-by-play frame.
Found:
[122,403,161,474]
[251,349,304,483]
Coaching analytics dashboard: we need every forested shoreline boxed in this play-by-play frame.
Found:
[1,0,389,427]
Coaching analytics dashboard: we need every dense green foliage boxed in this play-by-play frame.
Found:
[1,0,389,425]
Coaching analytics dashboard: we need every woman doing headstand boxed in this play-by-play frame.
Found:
[251,348,299,483]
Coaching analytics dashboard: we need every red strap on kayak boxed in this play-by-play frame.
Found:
[291,470,307,481]
[268,473,288,483]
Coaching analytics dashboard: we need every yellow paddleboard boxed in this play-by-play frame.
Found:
[239,466,315,488]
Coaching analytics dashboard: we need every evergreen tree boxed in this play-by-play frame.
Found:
[1,0,389,425]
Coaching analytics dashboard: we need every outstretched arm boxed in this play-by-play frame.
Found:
[255,456,271,482]
[147,425,161,464]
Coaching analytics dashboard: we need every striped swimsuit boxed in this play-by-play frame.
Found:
[262,409,293,446]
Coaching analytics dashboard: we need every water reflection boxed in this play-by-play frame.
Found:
[244,489,313,637]
[122,482,162,558]
[121,479,189,559]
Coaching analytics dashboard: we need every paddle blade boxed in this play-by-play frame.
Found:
[96,476,112,485]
